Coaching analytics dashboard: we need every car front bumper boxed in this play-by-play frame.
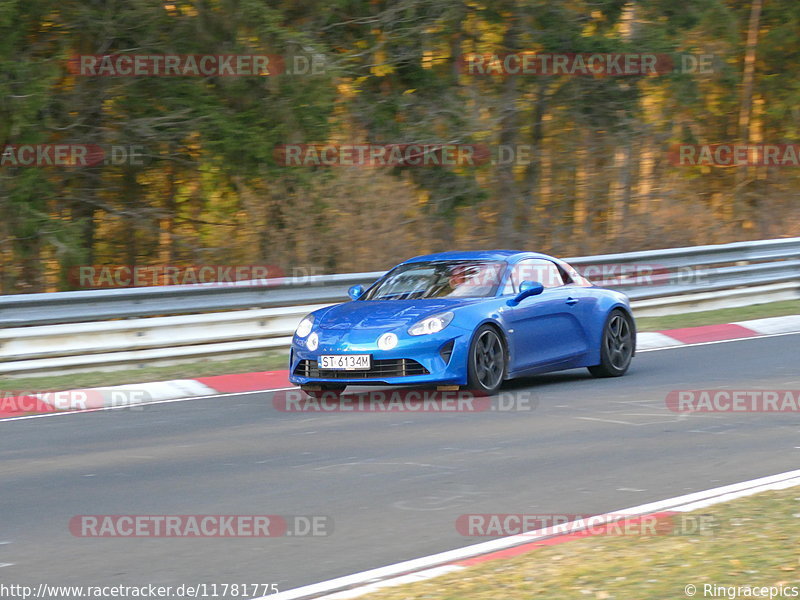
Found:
[288,326,472,386]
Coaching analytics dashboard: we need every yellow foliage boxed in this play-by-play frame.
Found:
[371,49,395,77]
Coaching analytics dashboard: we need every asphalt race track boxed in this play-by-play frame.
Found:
[2,334,798,592]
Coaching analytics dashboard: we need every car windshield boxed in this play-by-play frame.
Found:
[361,260,506,300]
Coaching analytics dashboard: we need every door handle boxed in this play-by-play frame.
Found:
[566,297,579,306]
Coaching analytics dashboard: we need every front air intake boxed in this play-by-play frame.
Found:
[439,340,455,364]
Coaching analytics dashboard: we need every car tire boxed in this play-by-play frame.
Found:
[466,325,506,395]
[302,384,347,399]
[587,309,634,378]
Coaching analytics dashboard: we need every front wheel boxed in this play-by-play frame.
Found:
[588,309,634,378]
[467,325,506,394]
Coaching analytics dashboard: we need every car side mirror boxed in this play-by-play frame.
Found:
[507,280,544,306]
[348,284,365,301]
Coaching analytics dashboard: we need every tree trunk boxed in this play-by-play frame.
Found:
[734,0,763,232]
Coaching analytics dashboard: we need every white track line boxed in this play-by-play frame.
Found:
[261,468,800,600]
[0,540,11,568]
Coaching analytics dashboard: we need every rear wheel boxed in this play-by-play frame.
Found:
[588,309,634,377]
[301,384,346,399]
[467,325,506,394]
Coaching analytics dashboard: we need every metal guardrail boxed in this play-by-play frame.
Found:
[565,236,800,269]
[0,272,384,328]
[614,260,800,300]
[0,305,332,375]
[565,237,800,300]
[0,237,798,376]
[2,237,798,328]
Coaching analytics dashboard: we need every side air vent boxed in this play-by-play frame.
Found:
[439,340,455,364]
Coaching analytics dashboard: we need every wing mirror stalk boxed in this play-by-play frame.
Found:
[507,280,544,306]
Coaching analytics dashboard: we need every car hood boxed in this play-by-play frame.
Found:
[316,298,479,331]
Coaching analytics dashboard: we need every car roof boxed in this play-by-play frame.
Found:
[402,250,559,264]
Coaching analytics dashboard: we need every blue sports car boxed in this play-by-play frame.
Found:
[289,251,635,396]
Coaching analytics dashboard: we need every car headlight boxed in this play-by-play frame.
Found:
[295,315,314,338]
[408,312,454,336]
[307,332,319,351]
[377,332,398,350]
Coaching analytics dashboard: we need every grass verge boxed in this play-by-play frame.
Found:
[360,486,800,600]
[635,299,800,332]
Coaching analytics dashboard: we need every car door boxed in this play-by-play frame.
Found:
[503,259,591,370]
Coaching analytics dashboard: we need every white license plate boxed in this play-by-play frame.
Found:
[319,354,372,370]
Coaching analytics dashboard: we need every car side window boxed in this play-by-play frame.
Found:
[503,259,565,294]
